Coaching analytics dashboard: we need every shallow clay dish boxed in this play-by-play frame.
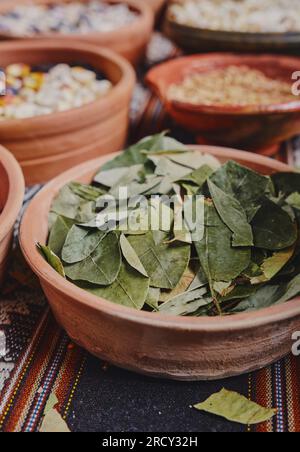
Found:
[0,146,24,285]
[147,54,300,151]
[0,0,154,65]
[165,14,300,55]
[0,40,135,185]
[19,145,300,381]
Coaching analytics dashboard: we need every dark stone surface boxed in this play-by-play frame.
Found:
[68,355,247,433]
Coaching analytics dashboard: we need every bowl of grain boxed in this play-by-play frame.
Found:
[0,40,135,185]
[0,146,24,285]
[0,0,154,65]
[146,53,300,150]
[165,0,300,54]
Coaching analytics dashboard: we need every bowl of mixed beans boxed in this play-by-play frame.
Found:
[0,0,154,65]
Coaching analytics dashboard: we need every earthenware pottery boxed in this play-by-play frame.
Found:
[0,146,24,285]
[146,54,300,151]
[0,40,136,184]
[19,145,300,380]
[0,0,154,65]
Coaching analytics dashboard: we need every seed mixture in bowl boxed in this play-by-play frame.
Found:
[0,63,112,120]
[169,0,300,33]
[168,65,296,107]
[0,1,138,37]
[39,133,300,317]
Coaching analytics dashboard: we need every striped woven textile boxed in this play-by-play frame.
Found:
[0,33,300,433]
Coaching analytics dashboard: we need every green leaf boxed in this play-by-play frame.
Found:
[64,232,121,286]
[271,172,300,196]
[120,234,148,277]
[159,287,211,316]
[286,192,300,210]
[250,247,295,284]
[275,273,300,305]
[145,287,160,310]
[111,175,163,199]
[94,166,141,188]
[189,268,208,291]
[194,388,276,425]
[98,133,187,172]
[159,287,212,316]
[48,215,74,256]
[149,156,192,179]
[178,165,214,189]
[167,151,220,170]
[62,226,107,264]
[68,182,105,201]
[159,265,199,302]
[210,161,269,218]
[37,244,65,278]
[252,199,297,250]
[220,284,258,303]
[81,262,149,310]
[50,184,96,224]
[195,201,251,284]
[128,231,190,290]
[230,285,282,313]
[208,179,253,247]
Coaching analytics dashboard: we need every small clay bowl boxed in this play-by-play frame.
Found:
[0,0,154,66]
[0,40,136,185]
[19,146,300,381]
[165,13,300,54]
[0,146,24,285]
[146,53,300,151]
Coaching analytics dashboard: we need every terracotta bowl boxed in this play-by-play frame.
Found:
[19,145,300,381]
[146,53,300,151]
[0,0,154,65]
[147,0,166,15]
[165,13,300,54]
[0,40,136,185]
[0,146,24,286]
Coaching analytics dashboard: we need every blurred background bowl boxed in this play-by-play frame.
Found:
[146,53,300,151]
[165,13,300,55]
[0,0,154,65]
[0,40,136,185]
[147,0,166,16]
[0,146,24,285]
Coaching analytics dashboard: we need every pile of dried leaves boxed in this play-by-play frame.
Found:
[39,133,300,316]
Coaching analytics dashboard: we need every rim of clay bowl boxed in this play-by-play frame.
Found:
[0,39,136,134]
[0,0,153,40]
[166,13,300,40]
[19,145,300,332]
[146,53,300,115]
[0,145,25,241]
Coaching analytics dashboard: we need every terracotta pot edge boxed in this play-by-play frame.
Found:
[0,145,25,242]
